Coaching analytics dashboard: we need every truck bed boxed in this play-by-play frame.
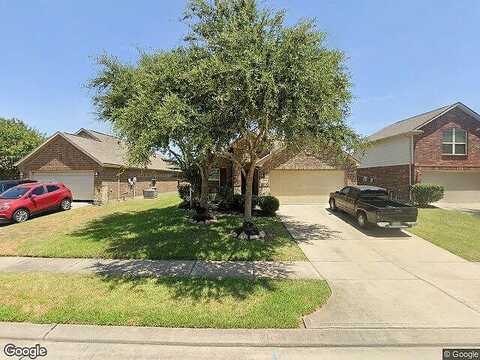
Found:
[360,197,417,223]
[361,198,412,209]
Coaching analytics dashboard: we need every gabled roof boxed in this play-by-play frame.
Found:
[16,128,178,172]
[367,102,480,142]
[256,145,358,171]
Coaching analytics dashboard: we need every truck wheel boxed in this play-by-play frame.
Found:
[357,212,368,228]
[12,208,30,223]
[329,198,337,211]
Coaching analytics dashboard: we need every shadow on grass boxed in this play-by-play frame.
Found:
[94,273,276,301]
[69,206,292,261]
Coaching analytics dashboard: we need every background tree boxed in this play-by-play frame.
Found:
[184,0,361,221]
[0,118,45,180]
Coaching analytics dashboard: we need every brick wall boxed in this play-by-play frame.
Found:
[357,164,411,201]
[19,136,179,203]
[97,168,178,202]
[415,107,480,169]
[19,136,100,174]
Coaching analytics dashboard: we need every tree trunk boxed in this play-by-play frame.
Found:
[243,161,256,221]
[199,164,210,209]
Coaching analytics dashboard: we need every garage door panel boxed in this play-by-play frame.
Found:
[269,170,345,204]
[32,172,94,201]
[421,171,480,203]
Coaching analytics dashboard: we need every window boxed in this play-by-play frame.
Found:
[31,186,46,196]
[0,187,28,199]
[339,187,350,195]
[349,187,360,198]
[46,185,60,193]
[442,128,467,155]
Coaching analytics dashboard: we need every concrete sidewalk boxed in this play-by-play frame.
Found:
[0,256,321,279]
[2,322,480,348]
[3,322,479,360]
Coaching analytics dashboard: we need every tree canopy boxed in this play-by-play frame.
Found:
[183,0,361,218]
[90,47,238,207]
[0,118,45,180]
[90,0,361,221]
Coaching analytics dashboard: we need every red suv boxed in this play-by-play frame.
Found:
[0,182,73,224]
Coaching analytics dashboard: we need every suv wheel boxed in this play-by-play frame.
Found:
[60,199,72,211]
[12,208,29,223]
[357,212,368,228]
[329,198,337,211]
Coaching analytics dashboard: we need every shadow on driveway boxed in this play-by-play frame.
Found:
[325,208,412,239]
[280,216,343,242]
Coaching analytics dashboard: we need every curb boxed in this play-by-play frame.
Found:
[1,323,480,348]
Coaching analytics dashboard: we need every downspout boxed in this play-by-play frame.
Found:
[409,134,414,202]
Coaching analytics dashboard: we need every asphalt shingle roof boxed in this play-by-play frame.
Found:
[367,103,455,142]
[62,129,177,171]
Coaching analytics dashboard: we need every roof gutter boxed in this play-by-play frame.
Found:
[368,130,424,144]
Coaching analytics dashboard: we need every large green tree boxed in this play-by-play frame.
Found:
[0,118,45,180]
[89,48,235,208]
[184,0,361,220]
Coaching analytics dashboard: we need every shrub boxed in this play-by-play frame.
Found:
[216,186,233,204]
[227,193,259,212]
[177,183,191,201]
[411,183,444,207]
[231,194,245,211]
[252,195,259,208]
[258,195,280,215]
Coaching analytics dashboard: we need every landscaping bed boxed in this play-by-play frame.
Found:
[409,208,480,262]
[0,193,305,261]
[0,273,330,328]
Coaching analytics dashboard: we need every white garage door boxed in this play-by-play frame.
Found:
[269,170,345,204]
[32,171,95,201]
[422,171,480,203]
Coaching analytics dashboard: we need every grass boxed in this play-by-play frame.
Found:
[409,208,480,262]
[0,273,330,328]
[0,193,305,261]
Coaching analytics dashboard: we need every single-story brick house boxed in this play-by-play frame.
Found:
[215,145,357,204]
[357,102,480,203]
[15,128,180,202]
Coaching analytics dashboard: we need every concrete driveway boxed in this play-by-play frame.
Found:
[278,204,480,329]
[433,202,480,216]
[71,201,93,209]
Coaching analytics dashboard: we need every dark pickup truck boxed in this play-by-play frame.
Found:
[329,185,418,229]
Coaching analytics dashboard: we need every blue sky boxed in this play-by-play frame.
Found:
[1,0,479,137]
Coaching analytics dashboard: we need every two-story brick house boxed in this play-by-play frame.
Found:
[357,102,480,203]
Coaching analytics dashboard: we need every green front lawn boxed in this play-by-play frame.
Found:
[0,273,329,328]
[409,208,480,262]
[0,193,305,261]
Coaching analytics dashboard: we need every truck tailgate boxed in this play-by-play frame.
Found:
[377,207,418,222]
